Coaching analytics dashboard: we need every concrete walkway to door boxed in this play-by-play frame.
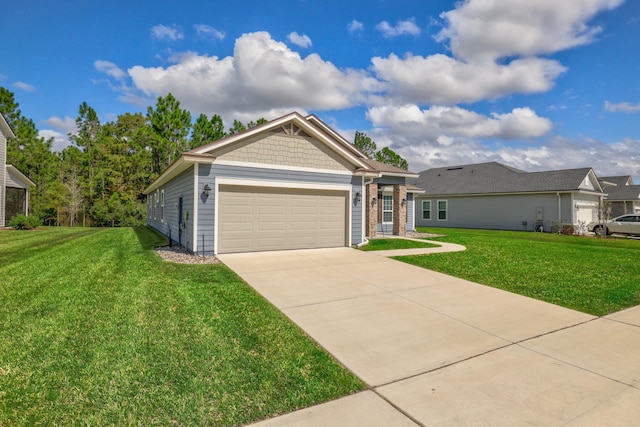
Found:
[218,247,640,426]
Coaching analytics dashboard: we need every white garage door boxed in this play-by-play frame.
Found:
[575,203,596,224]
[218,185,348,253]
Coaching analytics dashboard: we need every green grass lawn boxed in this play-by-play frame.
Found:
[0,227,364,426]
[359,238,440,251]
[397,227,640,316]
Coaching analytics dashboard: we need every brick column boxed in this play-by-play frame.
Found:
[366,183,378,238]
[393,185,407,236]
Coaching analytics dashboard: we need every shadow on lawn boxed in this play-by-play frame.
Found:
[0,227,99,267]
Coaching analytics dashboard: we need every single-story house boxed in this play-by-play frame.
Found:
[1,113,36,226]
[144,112,419,255]
[412,162,604,232]
[599,176,640,217]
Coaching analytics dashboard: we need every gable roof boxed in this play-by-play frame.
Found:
[144,111,418,194]
[0,114,15,138]
[189,111,372,170]
[414,162,602,196]
[599,175,634,186]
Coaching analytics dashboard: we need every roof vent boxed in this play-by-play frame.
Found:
[447,167,463,171]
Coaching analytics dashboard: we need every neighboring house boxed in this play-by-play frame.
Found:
[1,114,36,227]
[4,164,36,226]
[598,176,640,217]
[144,112,418,255]
[412,162,604,232]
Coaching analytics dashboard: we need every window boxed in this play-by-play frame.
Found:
[422,200,431,220]
[382,194,393,223]
[160,190,165,221]
[437,200,447,221]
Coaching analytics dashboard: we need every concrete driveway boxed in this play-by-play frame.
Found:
[219,247,640,426]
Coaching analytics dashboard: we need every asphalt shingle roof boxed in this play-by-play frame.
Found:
[412,162,597,196]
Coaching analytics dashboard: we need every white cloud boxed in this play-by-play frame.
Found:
[287,32,312,48]
[43,116,77,134]
[39,129,71,152]
[194,24,225,40]
[371,54,566,105]
[367,104,552,141]
[127,32,382,122]
[94,60,126,80]
[14,81,36,92]
[437,0,624,62]
[376,18,421,38]
[151,24,184,41]
[604,101,640,113]
[348,20,364,34]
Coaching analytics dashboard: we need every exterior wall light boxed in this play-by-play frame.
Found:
[355,192,362,203]
[203,184,211,197]
[371,197,377,205]
[401,198,407,206]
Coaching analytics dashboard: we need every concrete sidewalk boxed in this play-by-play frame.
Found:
[219,247,640,426]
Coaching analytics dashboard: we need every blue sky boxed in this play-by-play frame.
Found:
[2,0,640,180]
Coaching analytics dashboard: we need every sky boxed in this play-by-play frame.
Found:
[2,0,640,181]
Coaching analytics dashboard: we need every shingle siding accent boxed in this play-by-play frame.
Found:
[216,132,352,171]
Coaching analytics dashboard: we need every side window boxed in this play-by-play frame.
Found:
[422,200,431,220]
[437,200,447,221]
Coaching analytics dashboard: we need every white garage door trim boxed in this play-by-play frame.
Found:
[214,177,352,254]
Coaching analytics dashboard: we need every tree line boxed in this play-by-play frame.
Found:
[1,87,407,227]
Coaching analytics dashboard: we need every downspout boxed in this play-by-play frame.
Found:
[557,192,561,223]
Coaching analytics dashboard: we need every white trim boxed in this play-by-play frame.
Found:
[213,159,354,176]
[408,193,415,231]
[378,171,420,178]
[215,177,352,192]
[193,165,199,254]
[214,177,352,254]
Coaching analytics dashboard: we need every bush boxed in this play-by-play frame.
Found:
[9,214,42,230]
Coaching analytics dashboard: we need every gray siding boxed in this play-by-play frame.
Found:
[147,166,195,251]
[350,175,363,245]
[195,163,362,255]
[1,134,6,226]
[406,193,414,231]
[415,193,571,232]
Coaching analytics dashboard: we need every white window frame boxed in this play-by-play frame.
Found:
[160,190,165,221]
[422,200,431,220]
[382,194,393,223]
[437,200,448,221]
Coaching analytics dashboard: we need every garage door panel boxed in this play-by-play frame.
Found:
[218,185,347,253]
